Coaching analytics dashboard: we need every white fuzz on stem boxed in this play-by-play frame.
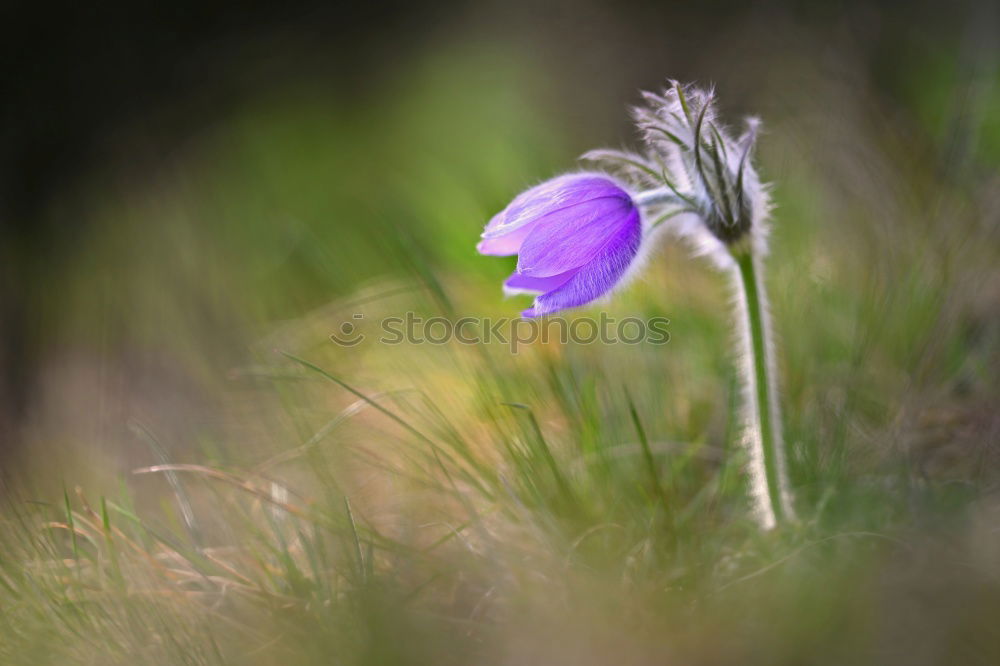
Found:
[603,80,795,529]
[728,247,793,528]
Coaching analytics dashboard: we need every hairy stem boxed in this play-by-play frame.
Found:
[633,187,685,208]
[731,248,793,528]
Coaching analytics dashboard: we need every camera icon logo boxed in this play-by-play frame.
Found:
[330,313,366,347]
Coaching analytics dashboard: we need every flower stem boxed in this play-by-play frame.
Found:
[731,247,793,528]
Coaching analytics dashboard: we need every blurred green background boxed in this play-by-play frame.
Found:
[2,1,999,664]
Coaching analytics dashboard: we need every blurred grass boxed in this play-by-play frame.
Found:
[3,31,1000,666]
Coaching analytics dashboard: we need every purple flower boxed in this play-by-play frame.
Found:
[478,173,642,317]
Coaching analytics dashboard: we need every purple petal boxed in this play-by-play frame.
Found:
[480,173,629,254]
[503,268,579,295]
[517,198,636,277]
[476,221,535,255]
[522,215,642,317]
